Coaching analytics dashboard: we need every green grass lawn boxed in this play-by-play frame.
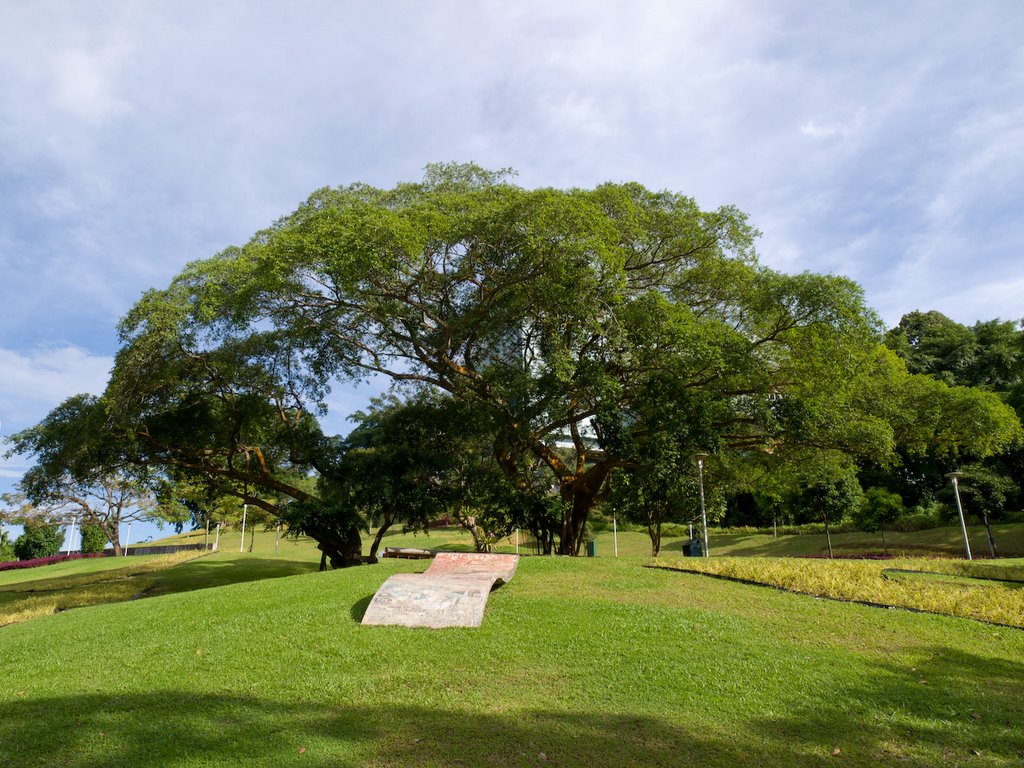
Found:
[138,519,1024,560]
[1,554,1022,767]
[2,521,1019,628]
[656,522,1024,559]
[0,553,169,588]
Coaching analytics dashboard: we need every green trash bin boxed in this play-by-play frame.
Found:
[683,538,703,557]
[586,540,597,557]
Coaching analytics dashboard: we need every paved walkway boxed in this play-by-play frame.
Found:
[361,552,519,628]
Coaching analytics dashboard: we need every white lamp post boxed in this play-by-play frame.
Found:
[65,517,77,556]
[945,471,972,560]
[694,453,710,557]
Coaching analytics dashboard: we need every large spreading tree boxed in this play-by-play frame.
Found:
[8,165,1021,562]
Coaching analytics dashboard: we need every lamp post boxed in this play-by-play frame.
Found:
[945,471,972,561]
[694,453,710,557]
[65,516,77,556]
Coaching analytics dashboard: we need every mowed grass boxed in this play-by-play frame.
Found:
[659,522,1024,559]
[126,519,1024,560]
[0,554,169,588]
[3,521,1021,630]
[1,555,1022,767]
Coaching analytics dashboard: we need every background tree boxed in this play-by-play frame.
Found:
[938,465,1017,557]
[13,521,64,561]
[337,396,461,559]
[884,310,977,384]
[2,466,161,557]
[884,311,1024,511]
[789,465,864,558]
[852,487,906,554]
[0,530,15,562]
[79,523,108,554]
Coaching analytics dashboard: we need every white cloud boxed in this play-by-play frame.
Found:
[0,345,111,494]
[799,112,864,140]
[0,346,112,425]
[0,0,1021,368]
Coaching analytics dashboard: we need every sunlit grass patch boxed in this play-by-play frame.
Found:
[663,556,1024,628]
[0,578,157,626]
[0,551,206,627]
[0,550,206,594]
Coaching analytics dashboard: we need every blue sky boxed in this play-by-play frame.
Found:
[2,1,1023,530]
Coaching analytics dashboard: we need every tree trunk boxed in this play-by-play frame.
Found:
[316,520,364,569]
[368,521,394,561]
[648,522,661,557]
[557,472,609,556]
[558,492,592,555]
[982,512,998,558]
[823,510,833,559]
[106,522,122,557]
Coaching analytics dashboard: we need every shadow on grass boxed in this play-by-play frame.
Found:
[748,645,1024,765]
[350,594,373,622]
[144,556,320,598]
[3,646,1023,768]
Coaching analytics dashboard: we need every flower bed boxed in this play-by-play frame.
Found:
[0,552,109,572]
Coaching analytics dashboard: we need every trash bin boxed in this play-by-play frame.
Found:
[683,538,703,557]
[586,540,597,557]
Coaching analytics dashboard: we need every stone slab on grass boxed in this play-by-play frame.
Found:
[362,552,519,628]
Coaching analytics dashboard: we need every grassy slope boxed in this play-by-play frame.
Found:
[672,523,1024,559]
[155,520,1024,559]
[0,554,169,588]
[1,555,1022,767]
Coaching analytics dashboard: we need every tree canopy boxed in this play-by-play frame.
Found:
[876,310,1024,514]
[7,165,1021,561]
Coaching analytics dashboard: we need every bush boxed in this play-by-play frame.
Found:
[890,502,945,532]
[13,522,64,561]
[0,531,14,563]
[79,524,108,554]
[713,521,860,536]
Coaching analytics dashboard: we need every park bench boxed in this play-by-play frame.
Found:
[380,547,436,559]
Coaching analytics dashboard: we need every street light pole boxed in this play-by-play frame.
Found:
[694,453,710,557]
[66,516,77,556]
[945,471,972,561]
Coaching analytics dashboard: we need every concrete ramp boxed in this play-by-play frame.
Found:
[361,552,519,628]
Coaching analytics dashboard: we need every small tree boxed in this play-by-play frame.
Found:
[79,523,108,554]
[13,521,64,560]
[791,470,864,558]
[0,530,14,562]
[853,487,905,554]
[612,467,699,556]
[943,465,1017,557]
